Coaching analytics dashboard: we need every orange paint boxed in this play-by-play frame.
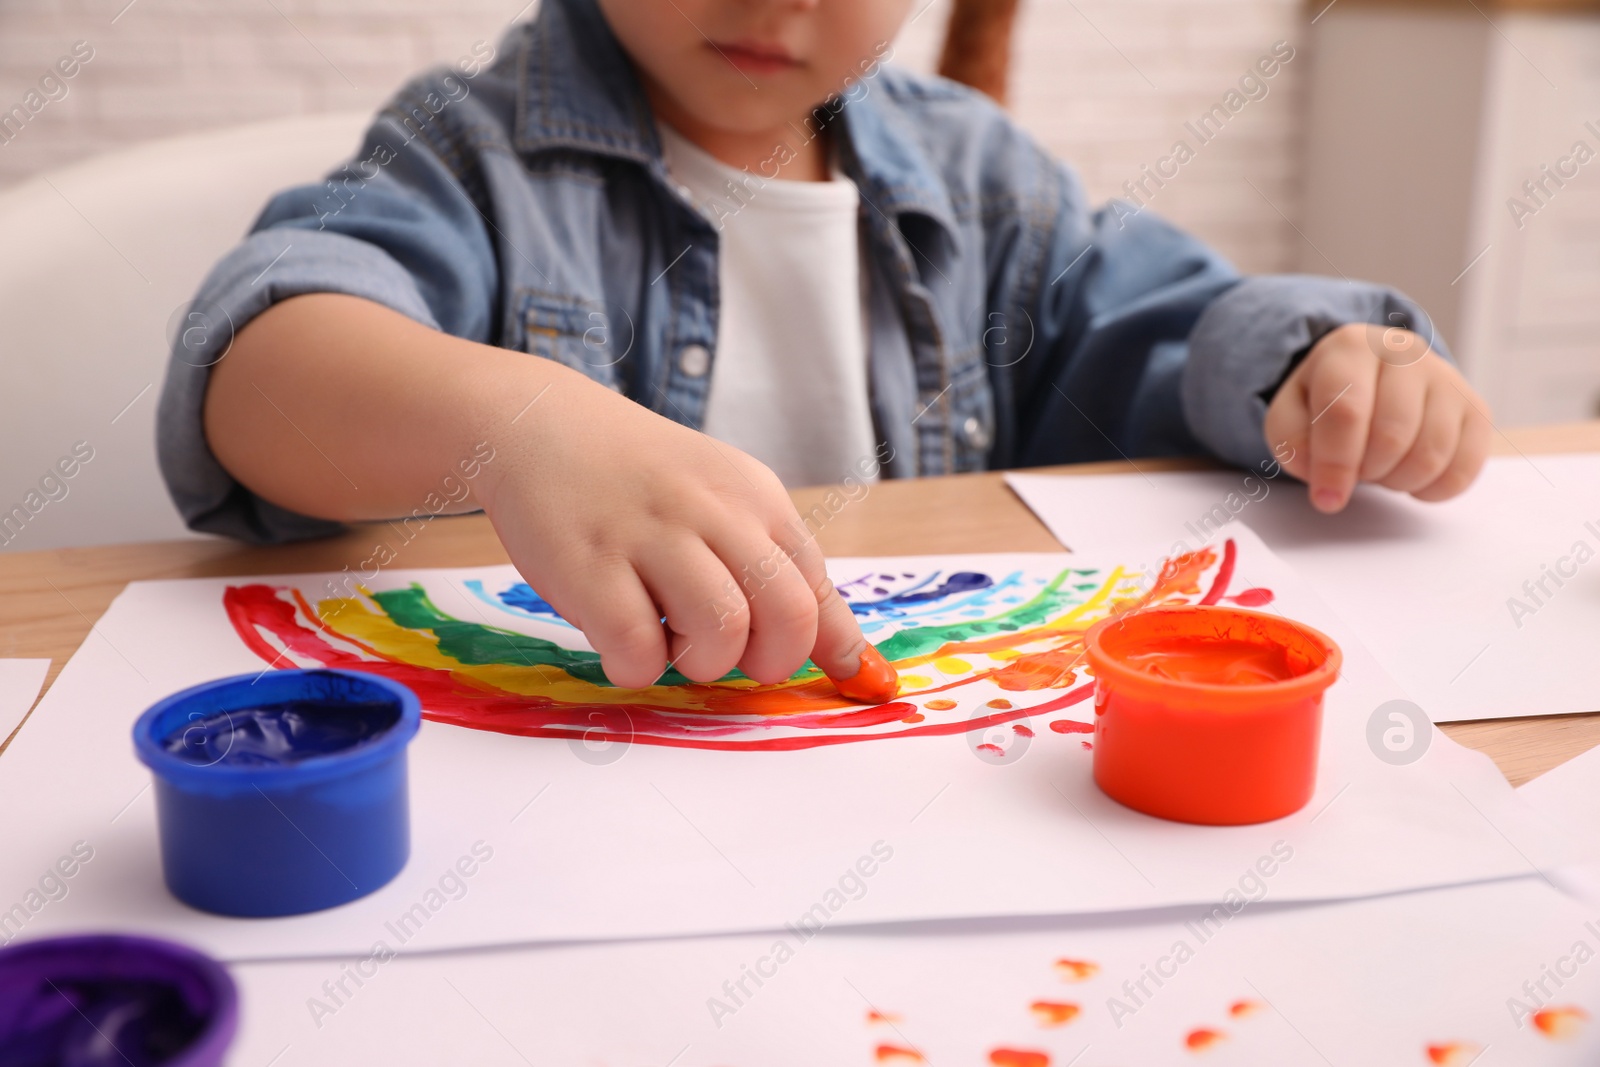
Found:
[1053,958,1100,981]
[874,1045,925,1064]
[1185,1028,1226,1051]
[831,645,900,705]
[1029,1000,1080,1026]
[1533,1006,1588,1040]
[900,712,925,724]
[1426,1042,1481,1066]
[924,698,958,711]
[1122,637,1299,685]
[1228,999,1263,1019]
[988,1050,1049,1067]
[866,1009,902,1025]
[991,648,1082,692]
[987,698,1014,709]
[1086,605,1340,825]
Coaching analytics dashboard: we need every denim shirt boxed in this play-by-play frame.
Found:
[157,0,1444,543]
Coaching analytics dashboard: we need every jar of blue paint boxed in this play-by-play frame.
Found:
[133,669,421,918]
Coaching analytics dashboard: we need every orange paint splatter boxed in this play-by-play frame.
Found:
[989,1050,1049,1067]
[1533,1006,1588,1040]
[1029,1001,1080,1026]
[924,698,958,711]
[1228,999,1264,1019]
[992,648,1081,692]
[1185,1029,1226,1051]
[977,743,1004,756]
[1014,724,1034,737]
[987,698,1014,709]
[1081,741,1092,749]
[1426,1043,1481,1066]
[866,1009,902,1025]
[900,713,925,723]
[874,1045,925,1064]
[1054,958,1100,982]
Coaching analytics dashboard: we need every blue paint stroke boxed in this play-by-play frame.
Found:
[463,579,575,629]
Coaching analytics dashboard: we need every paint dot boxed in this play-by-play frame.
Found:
[1427,1043,1482,1066]
[988,1050,1049,1067]
[875,1045,926,1064]
[987,698,1014,709]
[924,698,958,711]
[1228,999,1263,1019]
[1229,587,1275,606]
[1053,958,1100,982]
[1029,1001,1080,1027]
[1013,724,1034,738]
[900,713,925,724]
[976,743,1004,756]
[934,656,972,674]
[1533,1007,1588,1040]
[1081,741,1092,750]
[1049,720,1095,734]
[900,674,932,689]
[866,1009,902,1025]
[1185,1028,1226,1052]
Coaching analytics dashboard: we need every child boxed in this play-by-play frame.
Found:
[157,0,1491,694]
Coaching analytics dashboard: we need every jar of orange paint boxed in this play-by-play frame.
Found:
[1084,605,1341,825]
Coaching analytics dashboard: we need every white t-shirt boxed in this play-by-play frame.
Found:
[658,124,877,488]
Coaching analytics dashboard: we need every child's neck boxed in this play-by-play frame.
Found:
[646,90,830,182]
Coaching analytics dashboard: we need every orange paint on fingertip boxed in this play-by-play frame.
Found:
[1533,1006,1588,1040]
[830,645,900,704]
[1185,1028,1226,1051]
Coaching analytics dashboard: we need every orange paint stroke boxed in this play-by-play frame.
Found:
[1185,1028,1226,1051]
[989,1050,1049,1067]
[1426,1042,1482,1066]
[1533,1006,1588,1040]
[874,1044,925,1064]
[1029,1001,1080,1027]
[1054,958,1100,982]
[1228,999,1264,1019]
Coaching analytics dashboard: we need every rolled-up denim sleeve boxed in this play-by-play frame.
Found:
[156,91,499,544]
[1180,275,1450,470]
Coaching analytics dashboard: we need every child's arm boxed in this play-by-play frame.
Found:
[205,292,874,690]
[1263,323,1491,513]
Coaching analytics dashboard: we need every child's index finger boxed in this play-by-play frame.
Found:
[808,577,899,705]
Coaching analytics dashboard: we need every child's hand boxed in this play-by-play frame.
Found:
[1263,323,1492,513]
[477,365,874,689]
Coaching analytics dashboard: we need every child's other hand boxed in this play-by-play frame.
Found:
[1263,323,1492,513]
[476,366,873,690]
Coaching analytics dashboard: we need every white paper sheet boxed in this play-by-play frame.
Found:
[0,658,49,747]
[0,526,1563,960]
[226,876,1600,1066]
[1007,453,1600,722]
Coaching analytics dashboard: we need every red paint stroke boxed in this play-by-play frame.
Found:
[988,1050,1049,1067]
[875,1045,925,1064]
[1227,587,1274,607]
[1013,724,1034,738]
[977,743,1004,756]
[1029,1001,1080,1027]
[1185,1028,1226,1051]
[1049,720,1094,735]
[225,583,1097,751]
[1053,958,1099,981]
[1197,538,1237,605]
[1081,740,1092,749]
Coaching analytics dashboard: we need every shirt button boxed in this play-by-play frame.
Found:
[962,415,991,451]
[678,343,711,378]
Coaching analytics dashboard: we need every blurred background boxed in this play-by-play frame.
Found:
[1,0,1594,551]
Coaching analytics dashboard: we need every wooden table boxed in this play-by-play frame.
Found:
[5,422,1598,785]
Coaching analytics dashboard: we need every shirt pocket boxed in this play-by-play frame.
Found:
[513,289,630,391]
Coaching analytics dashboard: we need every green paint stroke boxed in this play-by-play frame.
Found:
[367,566,1100,688]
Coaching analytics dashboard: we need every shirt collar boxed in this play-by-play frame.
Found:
[515,0,958,238]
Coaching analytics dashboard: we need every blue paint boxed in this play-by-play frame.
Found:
[133,670,420,918]
[162,700,398,767]
[463,578,575,628]
[846,571,994,617]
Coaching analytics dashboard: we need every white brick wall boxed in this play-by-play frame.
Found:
[0,0,1309,270]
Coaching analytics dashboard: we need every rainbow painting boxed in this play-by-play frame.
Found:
[222,540,1270,751]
